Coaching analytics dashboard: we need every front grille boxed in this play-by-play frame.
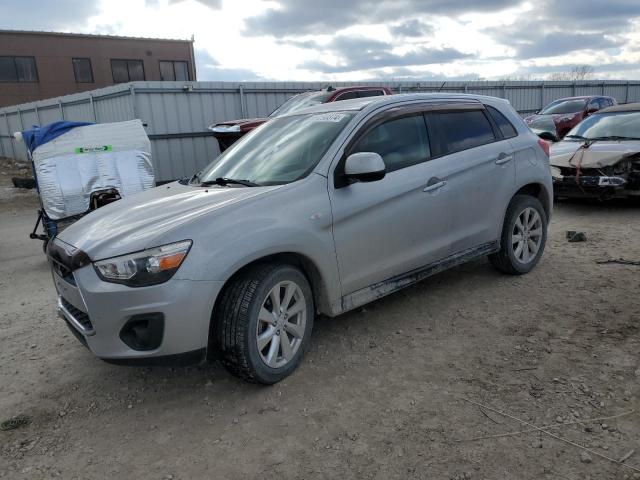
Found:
[52,260,76,285]
[60,297,93,331]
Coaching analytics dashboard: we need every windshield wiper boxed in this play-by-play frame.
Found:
[200,177,259,187]
[589,135,640,141]
[564,134,589,141]
[181,171,201,185]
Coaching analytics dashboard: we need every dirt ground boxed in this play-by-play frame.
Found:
[1,159,639,480]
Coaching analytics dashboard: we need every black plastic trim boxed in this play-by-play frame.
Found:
[100,348,206,367]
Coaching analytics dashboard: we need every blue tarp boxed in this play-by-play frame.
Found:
[21,121,93,154]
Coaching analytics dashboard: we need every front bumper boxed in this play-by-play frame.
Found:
[52,261,223,363]
[551,172,636,198]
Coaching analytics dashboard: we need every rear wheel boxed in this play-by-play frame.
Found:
[215,263,314,384]
[489,195,547,275]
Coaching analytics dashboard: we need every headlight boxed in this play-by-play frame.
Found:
[94,240,192,287]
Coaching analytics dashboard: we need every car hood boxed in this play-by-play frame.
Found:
[57,182,278,260]
[526,112,581,126]
[550,140,640,169]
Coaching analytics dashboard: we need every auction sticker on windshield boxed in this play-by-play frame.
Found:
[312,112,348,123]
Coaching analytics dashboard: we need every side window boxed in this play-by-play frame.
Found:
[357,90,385,98]
[335,91,359,101]
[351,115,430,172]
[598,98,609,109]
[111,59,145,83]
[588,99,599,112]
[0,56,38,82]
[159,60,189,81]
[437,110,496,155]
[72,58,93,83]
[486,105,517,139]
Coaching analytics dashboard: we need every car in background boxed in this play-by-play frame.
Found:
[209,86,392,151]
[549,102,640,199]
[525,96,617,140]
[50,93,551,383]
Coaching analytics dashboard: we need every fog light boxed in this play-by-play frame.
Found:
[119,313,164,351]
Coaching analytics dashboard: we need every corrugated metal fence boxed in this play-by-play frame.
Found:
[2,80,640,181]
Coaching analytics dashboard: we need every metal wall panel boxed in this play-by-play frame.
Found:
[2,80,640,180]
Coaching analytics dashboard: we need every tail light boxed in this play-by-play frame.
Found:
[537,138,550,157]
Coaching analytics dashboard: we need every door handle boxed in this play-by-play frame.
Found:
[495,152,513,165]
[423,179,447,192]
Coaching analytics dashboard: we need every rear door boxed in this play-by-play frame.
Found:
[427,105,516,253]
[329,108,454,295]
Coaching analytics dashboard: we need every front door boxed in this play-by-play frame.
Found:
[329,112,454,297]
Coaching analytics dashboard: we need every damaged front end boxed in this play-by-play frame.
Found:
[550,146,640,200]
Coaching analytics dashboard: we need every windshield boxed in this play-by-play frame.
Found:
[270,91,333,117]
[565,111,640,140]
[196,111,354,186]
[539,99,586,115]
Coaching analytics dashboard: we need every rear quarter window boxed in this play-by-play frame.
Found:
[334,91,359,101]
[436,110,496,154]
[357,90,385,98]
[486,105,517,139]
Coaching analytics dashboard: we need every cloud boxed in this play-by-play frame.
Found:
[514,32,622,59]
[168,0,222,8]
[487,0,635,60]
[389,20,434,38]
[195,49,265,81]
[299,36,470,73]
[244,0,516,37]
[0,0,100,30]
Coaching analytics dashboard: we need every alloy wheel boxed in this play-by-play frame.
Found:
[256,281,307,368]
[512,207,543,264]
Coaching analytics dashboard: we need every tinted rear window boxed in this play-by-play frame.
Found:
[437,110,496,154]
[487,105,517,139]
[357,90,385,98]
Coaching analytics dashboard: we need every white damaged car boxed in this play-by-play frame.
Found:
[550,103,640,199]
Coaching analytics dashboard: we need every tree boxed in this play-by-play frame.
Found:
[548,65,594,81]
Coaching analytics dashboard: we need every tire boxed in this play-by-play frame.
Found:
[215,263,314,384]
[489,195,547,275]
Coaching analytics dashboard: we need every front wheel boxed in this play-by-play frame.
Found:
[489,195,547,275]
[215,263,314,384]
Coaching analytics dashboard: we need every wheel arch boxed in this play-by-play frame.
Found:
[513,182,552,219]
[207,252,332,357]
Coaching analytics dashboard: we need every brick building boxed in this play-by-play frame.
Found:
[0,30,196,107]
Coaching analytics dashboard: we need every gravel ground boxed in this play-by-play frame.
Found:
[1,163,639,479]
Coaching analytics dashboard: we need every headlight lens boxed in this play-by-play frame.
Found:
[94,240,192,287]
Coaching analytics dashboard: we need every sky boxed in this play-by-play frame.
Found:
[2,0,640,81]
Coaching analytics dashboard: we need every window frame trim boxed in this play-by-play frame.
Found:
[427,107,500,160]
[333,102,469,187]
[110,58,146,83]
[158,60,190,81]
[0,55,39,83]
[72,57,94,84]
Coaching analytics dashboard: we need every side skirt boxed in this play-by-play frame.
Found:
[340,241,499,313]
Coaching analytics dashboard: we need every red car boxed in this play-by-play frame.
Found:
[210,86,393,151]
[524,95,617,140]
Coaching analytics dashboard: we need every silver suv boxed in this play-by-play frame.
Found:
[49,93,553,383]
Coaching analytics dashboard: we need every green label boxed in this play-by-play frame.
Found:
[74,145,113,154]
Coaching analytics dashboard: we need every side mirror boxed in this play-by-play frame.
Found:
[536,131,558,143]
[344,152,386,183]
